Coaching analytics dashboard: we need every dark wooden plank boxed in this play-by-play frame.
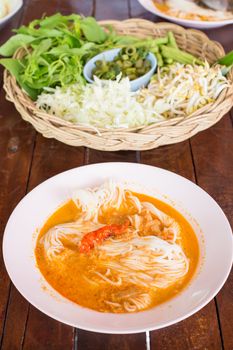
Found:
[59,0,94,16]
[4,0,93,347]
[1,286,31,350]
[26,136,85,189]
[2,1,92,349]
[0,86,36,347]
[0,1,77,349]
[95,0,129,20]
[129,0,158,20]
[0,6,34,350]
[0,8,24,89]
[140,141,222,350]
[78,331,147,350]
[23,307,75,350]
[86,149,138,164]
[21,0,59,25]
[151,304,221,350]
[204,25,233,52]
[190,116,233,350]
[140,142,195,180]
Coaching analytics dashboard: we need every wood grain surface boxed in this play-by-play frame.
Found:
[0,1,232,349]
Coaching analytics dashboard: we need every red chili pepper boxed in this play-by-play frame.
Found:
[79,221,129,253]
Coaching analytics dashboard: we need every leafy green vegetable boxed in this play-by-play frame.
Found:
[16,27,63,38]
[0,14,113,98]
[0,12,204,100]
[0,34,35,56]
[0,58,22,80]
[80,17,107,43]
[0,58,38,99]
[39,13,74,28]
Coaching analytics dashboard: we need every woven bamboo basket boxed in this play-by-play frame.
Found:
[3,19,233,151]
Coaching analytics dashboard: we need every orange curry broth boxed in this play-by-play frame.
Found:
[35,193,199,313]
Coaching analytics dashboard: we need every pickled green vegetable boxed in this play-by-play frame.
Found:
[92,46,151,81]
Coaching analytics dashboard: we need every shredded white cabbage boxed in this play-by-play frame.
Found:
[36,76,164,129]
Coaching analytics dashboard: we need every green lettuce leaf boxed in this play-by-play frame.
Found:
[80,17,107,43]
[0,58,38,99]
[0,34,35,57]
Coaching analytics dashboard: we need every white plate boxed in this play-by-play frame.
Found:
[138,0,233,28]
[3,163,233,334]
[0,0,23,28]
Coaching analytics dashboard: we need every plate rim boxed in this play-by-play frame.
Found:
[2,162,233,333]
[138,0,233,27]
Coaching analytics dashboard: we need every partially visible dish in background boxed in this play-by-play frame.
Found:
[0,0,9,19]
[0,0,23,28]
[138,0,233,28]
[153,0,233,21]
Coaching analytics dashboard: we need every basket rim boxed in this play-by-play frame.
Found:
[3,19,233,150]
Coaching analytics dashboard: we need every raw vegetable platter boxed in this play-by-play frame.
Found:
[1,14,233,151]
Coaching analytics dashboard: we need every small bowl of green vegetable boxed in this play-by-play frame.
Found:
[83,47,157,91]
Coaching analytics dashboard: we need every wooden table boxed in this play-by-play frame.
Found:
[0,1,232,349]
